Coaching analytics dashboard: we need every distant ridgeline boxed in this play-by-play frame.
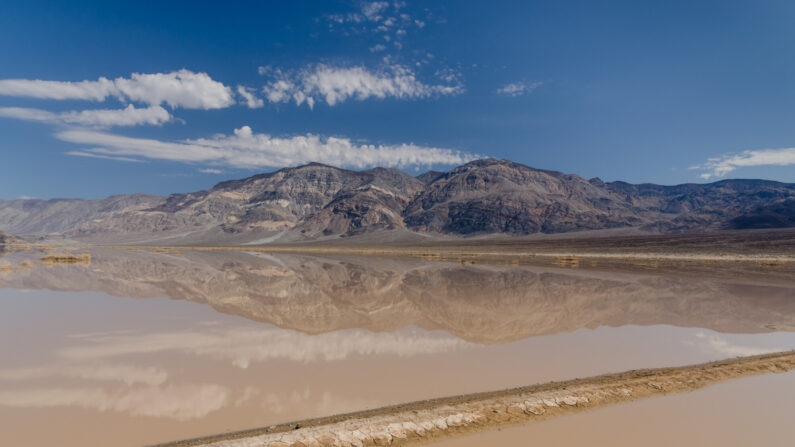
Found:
[0,159,793,244]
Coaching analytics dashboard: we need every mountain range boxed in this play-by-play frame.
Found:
[0,158,793,244]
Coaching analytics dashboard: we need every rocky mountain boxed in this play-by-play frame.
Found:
[0,159,793,243]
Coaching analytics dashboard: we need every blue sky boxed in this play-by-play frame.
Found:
[1,0,794,199]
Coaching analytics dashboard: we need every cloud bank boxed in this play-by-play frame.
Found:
[57,125,476,169]
[0,69,234,109]
[261,64,463,108]
[694,147,795,179]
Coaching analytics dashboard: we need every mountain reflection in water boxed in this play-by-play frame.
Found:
[1,247,793,343]
[1,248,794,447]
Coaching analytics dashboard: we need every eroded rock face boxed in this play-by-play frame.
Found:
[0,194,163,236]
[0,159,793,242]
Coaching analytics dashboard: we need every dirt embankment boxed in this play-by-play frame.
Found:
[155,351,795,447]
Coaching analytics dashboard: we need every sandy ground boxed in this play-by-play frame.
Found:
[153,351,795,447]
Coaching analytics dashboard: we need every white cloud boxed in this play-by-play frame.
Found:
[369,44,387,52]
[114,70,234,109]
[0,69,234,109]
[199,168,224,174]
[0,77,116,101]
[322,1,427,46]
[0,105,171,127]
[361,1,389,20]
[236,85,264,109]
[435,67,462,84]
[65,151,148,163]
[59,129,225,163]
[693,147,795,179]
[496,81,543,97]
[0,107,53,122]
[262,64,463,108]
[57,126,477,169]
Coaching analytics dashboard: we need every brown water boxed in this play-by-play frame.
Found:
[0,248,793,446]
[434,372,795,447]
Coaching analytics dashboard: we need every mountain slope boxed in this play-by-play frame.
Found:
[404,159,795,234]
[404,159,646,234]
[0,159,793,243]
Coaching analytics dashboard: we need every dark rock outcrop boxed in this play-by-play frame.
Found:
[725,198,795,230]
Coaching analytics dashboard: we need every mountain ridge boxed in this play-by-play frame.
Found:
[1,158,793,243]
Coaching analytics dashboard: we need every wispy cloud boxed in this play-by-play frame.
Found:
[692,147,795,179]
[57,125,477,168]
[361,1,390,20]
[261,64,463,108]
[0,105,171,127]
[324,1,430,51]
[65,151,148,163]
[496,81,543,97]
[0,70,235,109]
[236,85,264,109]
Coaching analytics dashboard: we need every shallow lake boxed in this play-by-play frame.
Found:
[0,248,793,446]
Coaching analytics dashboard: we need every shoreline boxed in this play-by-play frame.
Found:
[9,241,795,263]
[90,228,795,266]
[152,351,795,447]
[6,228,795,266]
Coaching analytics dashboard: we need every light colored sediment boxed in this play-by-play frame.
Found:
[100,244,795,264]
[155,351,795,447]
[38,252,92,266]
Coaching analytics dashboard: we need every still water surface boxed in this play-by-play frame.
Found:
[0,248,793,446]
